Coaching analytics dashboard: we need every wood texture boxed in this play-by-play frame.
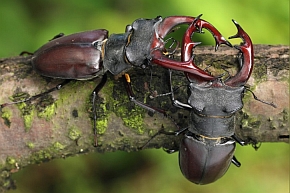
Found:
[0,44,289,191]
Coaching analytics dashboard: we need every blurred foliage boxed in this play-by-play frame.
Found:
[0,0,288,193]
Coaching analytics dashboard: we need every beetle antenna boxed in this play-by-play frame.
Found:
[246,88,277,108]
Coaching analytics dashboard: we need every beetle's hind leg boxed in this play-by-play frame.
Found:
[0,80,71,109]
[91,74,107,147]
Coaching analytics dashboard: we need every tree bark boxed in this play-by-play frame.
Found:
[0,44,289,191]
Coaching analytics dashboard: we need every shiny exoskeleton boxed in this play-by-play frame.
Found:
[123,15,260,184]
[2,15,227,147]
[1,14,265,185]
[156,17,254,184]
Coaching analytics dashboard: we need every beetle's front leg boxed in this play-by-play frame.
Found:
[0,80,72,109]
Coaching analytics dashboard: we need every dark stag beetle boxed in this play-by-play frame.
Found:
[168,17,250,185]
[174,17,275,185]
[141,15,276,184]
[1,15,225,146]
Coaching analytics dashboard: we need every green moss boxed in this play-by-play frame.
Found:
[112,101,146,134]
[29,141,68,164]
[0,170,9,178]
[96,117,108,134]
[121,108,145,134]
[1,109,12,127]
[23,112,34,131]
[148,129,156,137]
[252,64,268,83]
[269,120,279,130]
[26,142,35,149]
[30,150,52,164]
[241,111,261,129]
[6,157,16,165]
[94,98,109,134]
[68,126,82,140]
[282,108,289,122]
[1,109,11,120]
[37,102,56,121]
[53,142,65,151]
[98,77,147,134]
[8,92,35,131]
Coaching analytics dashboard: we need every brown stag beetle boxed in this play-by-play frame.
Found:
[172,16,274,185]
[1,15,227,146]
[138,15,276,184]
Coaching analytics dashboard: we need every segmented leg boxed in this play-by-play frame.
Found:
[123,73,168,116]
[92,74,107,146]
[0,80,71,109]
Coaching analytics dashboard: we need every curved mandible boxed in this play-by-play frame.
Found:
[182,15,232,83]
[150,15,216,81]
[151,15,232,83]
[225,20,254,87]
[182,14,232,61]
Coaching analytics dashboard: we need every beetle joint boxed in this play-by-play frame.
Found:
[199,135,222,143]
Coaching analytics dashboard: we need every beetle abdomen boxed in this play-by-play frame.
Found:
[179,133,235,184]
[32,30,108,79]
[32,44,102,79]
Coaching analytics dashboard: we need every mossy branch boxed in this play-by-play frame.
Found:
[0,45,289,191]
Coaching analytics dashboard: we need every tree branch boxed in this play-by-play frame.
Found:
[0,45,289,191]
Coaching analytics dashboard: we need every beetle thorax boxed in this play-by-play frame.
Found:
[187,83,244,138]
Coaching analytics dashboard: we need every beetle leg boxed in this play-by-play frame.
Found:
[139,125,187,150]
[19,51,33,56]
[92,74,108,147]
[49,33,65,41]
[20,33,65,56]
[138,126,169,150]
[168,69,192,109]
[231,156,241,167]
[231,134,245,146]
[123,73,168,116]
[124,73,187,150]
[225,20,254,87]
[0,80,71,109]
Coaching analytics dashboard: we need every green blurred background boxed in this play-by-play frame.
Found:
[0,0,288,192]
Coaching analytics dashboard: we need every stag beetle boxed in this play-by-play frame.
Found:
[1,15,225,146]
[137,15,275,185]
[172,19,253,184]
